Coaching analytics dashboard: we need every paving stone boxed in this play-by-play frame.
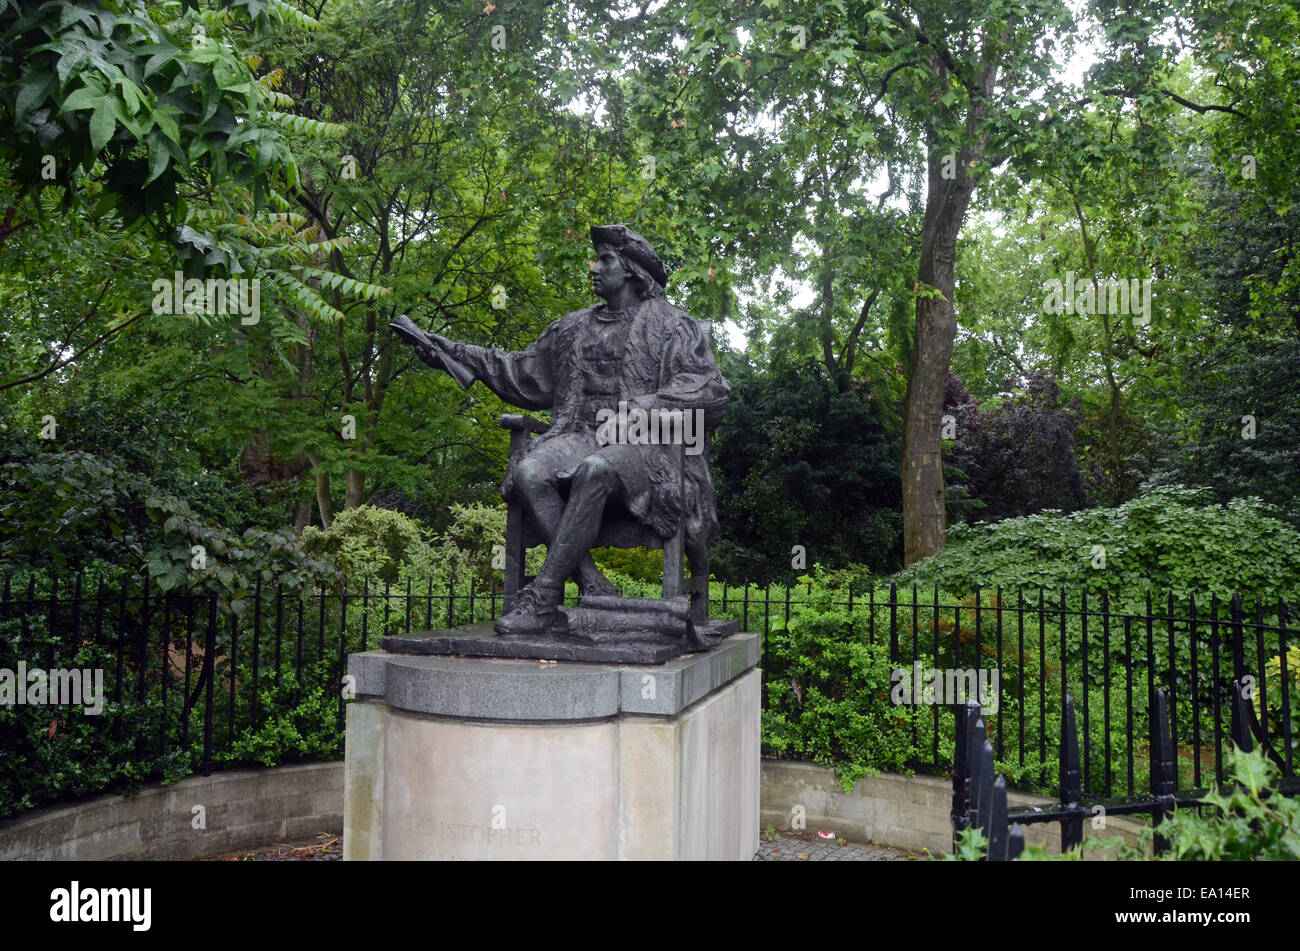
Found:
[752,829,923,861]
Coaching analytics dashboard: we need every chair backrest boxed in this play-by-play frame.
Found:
[697,319,716,352]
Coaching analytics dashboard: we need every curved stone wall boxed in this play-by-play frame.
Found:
[0,757,1143,860]
[0,762,342,861]
[759,760,1147,858]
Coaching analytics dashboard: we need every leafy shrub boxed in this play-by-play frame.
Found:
[1144,745,1300,860]
[761,580,931,790]
[592,546,665,584]
[0,448,336,602]
[0,612,170,818]
[710,359,903,583]
[216,663,343,768]
[301,504,437,586]
[946,373,1090,523]
[1152,338,1300,526]
[0,598,348,818]
[1254,646,1300,743]
[893,485,1300,608]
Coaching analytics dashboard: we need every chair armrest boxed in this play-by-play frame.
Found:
[499,413,550,435]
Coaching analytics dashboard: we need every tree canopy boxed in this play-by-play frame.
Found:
[2,0,1297,587]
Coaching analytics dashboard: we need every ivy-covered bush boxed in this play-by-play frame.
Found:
[892,485,1300,608]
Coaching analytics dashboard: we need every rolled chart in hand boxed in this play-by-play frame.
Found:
[390,315,475,390]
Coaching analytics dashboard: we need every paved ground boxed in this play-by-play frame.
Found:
[210,830,921,861]
[753,829,921,861]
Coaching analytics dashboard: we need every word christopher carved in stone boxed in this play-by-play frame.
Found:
[401,814,543,848]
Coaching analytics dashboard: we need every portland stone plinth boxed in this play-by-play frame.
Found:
[343,632,760,861]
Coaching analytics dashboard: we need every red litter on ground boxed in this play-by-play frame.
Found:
[817,830,835,840]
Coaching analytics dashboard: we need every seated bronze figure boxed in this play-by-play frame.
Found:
[392,225,730,646]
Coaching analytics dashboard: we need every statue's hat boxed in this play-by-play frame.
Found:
[590,224,668,288]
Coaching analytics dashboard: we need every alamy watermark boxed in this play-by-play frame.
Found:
[0,663,105,715]
[890,662,1000,713]
[50,882,150,931]
[594,401,706,455]
[152,271,260,325]
[1042,271,1152,326]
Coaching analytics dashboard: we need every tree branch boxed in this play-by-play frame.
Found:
[0,309,151,393]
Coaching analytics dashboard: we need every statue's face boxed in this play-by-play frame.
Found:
[589,247,629,300]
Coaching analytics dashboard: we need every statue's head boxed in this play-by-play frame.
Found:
[590,224,667,300]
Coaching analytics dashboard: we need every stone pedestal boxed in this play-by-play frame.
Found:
[344,633,760,861]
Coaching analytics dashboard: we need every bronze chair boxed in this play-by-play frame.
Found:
[498,413,711,624]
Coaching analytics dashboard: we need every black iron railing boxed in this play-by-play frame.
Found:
[753,582,1296,799]
[1,573,1295,805]
[952,685,1300,859]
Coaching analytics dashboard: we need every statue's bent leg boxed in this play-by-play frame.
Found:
[530,454,624,596]
[506,436,618,595]
[512,454,564,541]
[495,453,624,637]
[512,442,618,597]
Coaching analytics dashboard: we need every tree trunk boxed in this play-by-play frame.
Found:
[345,469,365,509]
[901,121,982,565]
[292,500,313,533]
[899,31,1000,566]
[311,456,333,530]
[902,254,958,566]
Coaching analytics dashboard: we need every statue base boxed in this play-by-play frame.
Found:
[381,598,739,664]
[344,632,760,860]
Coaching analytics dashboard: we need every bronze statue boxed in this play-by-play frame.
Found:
[391,225,730,645]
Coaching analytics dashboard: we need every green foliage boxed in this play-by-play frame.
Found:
[943,827,990,861]
[1152,339,1300,526]
[0,636,158,817]
[894,486,1300,607]
[592,546,665,585]
[0,443,335,605]
[216,663,341,767]
[0,600,347,817]
[761,580,931,790]
[0,0,312,244]
[711,359,903,583]
[435,503,503,587]
[300,504,436,586]
[946,374,1090,523]
[1147,745,1300,860]
[1254,645,1300,743]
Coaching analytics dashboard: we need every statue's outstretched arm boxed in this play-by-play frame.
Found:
[420,323,559,412]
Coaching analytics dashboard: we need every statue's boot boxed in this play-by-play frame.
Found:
[494,581,563,637]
